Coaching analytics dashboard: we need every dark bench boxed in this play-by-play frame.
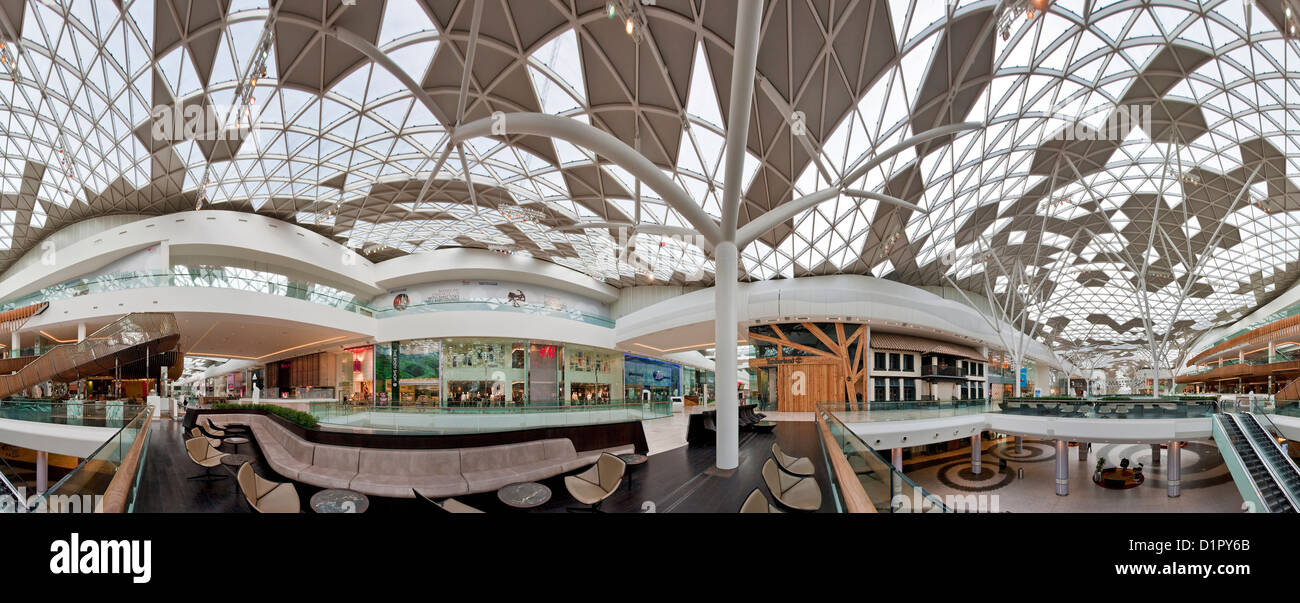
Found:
[687,404,764,445]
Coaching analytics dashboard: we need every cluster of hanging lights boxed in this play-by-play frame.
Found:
[605,0,645,38]
[999,0,1054,40]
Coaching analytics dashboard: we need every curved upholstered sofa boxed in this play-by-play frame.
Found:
[206,414,633,498]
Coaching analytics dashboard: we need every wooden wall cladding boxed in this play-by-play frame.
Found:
[750,322,865,412]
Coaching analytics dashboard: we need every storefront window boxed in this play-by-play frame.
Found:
[565,344,623,404]
[443,338,527,406]
[624,355,681,402]
[397,339,441,406]
[343,346,374,403]
[682,366,715,402]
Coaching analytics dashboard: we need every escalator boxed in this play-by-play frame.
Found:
[1213,413,1299,513]
[0,454,28,512]
[0,313,180,400]
[1238,413,1300,509]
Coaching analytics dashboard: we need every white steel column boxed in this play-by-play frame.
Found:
[77,322,86,343]
[1055,440,1069,495]
[714,241,739,470]
[1167,442,1181,497]
[710,0,762,471]
[1015,435,1023,453]
[892,448,903,472]
[971,433,982,475]
[36,451,48,494]
[9,330,17,359]
[1150,443,1161,466]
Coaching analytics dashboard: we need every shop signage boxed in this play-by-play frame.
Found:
[390,342,400,403]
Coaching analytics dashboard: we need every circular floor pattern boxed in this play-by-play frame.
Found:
[1092,442,1232,490]
[936,461,1017,492]
[989,441,1057,463]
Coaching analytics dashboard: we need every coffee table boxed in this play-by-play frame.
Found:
[220,454,253,468]
[617,453,649,490]
[497,482,551,509]
[310,488,370,513]
[223,436,249,454]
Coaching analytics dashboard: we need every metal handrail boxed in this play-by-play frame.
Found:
[1213,414,1269,510]
[1228,413,1300,512]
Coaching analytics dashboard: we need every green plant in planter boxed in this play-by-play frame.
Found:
[210,403,319,429]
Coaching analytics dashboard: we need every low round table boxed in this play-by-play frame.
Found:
[497,482,551,509]
[1093,467,1144,490]
[751,420,777,433]
[310,488,370,513]
[220,454,253,468]
[223,436,249,454]
[617,453,649,491]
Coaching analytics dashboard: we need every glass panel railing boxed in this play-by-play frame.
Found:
[0,400,148,429]
[0,270,616,327]
[29,406,151,513]
[817,404,952,513]
[997,398,1218,419]
[369,299,616,328]
[292,400,671,434]
[1274,400,1300,418]
[832,398,991,422]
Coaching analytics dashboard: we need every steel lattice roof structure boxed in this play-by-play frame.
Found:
[0,0,1298,366]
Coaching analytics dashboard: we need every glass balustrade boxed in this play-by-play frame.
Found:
[15,404,152,513]
[829,398,991,422]
[0,270,614,327]
[300,400,671,434]
[816,404,951,513]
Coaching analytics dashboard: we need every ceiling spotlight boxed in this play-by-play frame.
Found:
[625,17,635,35]
[607,1,617,18]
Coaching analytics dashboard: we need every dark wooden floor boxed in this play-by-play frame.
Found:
[136,418,834,513]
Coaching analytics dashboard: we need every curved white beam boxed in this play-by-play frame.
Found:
[550,222,705,240]
[319,22,453,126]
[842,189,926,213]
[452,112,723,244]
[734,187,837,249]
[733,188,923,250]
[841,122,984,186]
[719,1,764,235]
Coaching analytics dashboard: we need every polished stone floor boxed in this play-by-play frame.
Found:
[903,437,1245,513]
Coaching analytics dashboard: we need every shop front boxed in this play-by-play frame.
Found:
[565,344,623,404]
[443,337,527,405]
[624,355,681,402]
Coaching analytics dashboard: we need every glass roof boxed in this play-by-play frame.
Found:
[1,0,1298,367]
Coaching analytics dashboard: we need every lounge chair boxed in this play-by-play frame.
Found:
[412,488,483,513]
[184,436,230,481]
[565,452,625,512]
[739,488,783,513]
[761,459,821,511]
[771,442,815,477]
[189,427,222,450]
[236,463,300,513]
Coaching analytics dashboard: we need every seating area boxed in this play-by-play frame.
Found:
[686,403,767,444]
[741,443,823,512]
[204,413,633,499]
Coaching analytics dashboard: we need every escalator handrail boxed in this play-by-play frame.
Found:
[0,456,29,512]
[1228,413,1300,512]
[1241,413,1300,509]
[0,313,178,398]
[1214,414,1270,509]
